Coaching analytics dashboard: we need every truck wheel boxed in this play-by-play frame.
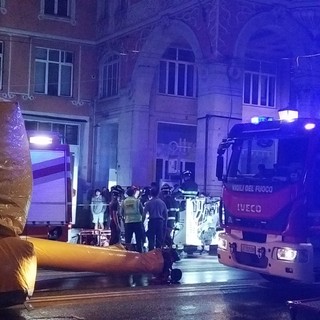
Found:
[259,274,292,284]
[171,268,182,283]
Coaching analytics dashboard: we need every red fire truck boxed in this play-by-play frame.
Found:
[216,115,320,283]
[22,131,73,241]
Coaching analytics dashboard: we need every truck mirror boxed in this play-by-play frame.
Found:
[216,155,224,181]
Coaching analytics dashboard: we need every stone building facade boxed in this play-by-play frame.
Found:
[1,0,320,206]
[94,0,320,195]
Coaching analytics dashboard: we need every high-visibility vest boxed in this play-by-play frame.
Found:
[122,197,142,223]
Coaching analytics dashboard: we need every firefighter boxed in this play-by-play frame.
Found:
[160,183,179,246]
[179,170,199,198]
[139,186,151,207]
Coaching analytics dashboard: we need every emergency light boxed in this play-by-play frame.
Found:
[251,116,273,124]
[27,131,61,146]
[29,135,53,145]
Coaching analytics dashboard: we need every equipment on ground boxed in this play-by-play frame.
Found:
[174,196,220,255]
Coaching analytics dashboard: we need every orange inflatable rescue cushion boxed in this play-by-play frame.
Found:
[0,236,37,308]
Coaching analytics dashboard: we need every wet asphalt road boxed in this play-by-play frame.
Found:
[2,254,320,320]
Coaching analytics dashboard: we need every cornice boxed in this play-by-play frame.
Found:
[96,0,205,44]
[0,27,95,46]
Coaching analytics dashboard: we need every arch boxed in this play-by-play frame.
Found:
[234,9,312,60]
[130,19,204,105]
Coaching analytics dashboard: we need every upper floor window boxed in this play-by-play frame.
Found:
[34,47,73,97]
[0,41,3,90]
[0,0,7,14]
[159,47,196,98]
[243,59,276,107]
[98,0,109,20]
[44,0,70,17]
[39,0,75,24]
[101,55,119,98]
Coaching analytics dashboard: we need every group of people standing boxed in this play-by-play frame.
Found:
[90,184,171,253]
[90,170,198,253]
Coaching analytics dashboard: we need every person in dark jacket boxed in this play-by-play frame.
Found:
[108,185,123,245]
[144,187,168,251]
[179,170,199,198]
[160,183,179,246]
[102,186,111,229]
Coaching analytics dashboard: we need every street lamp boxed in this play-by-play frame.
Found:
[278,108,299,122]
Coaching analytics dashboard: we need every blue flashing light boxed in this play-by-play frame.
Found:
[251,116,273,124]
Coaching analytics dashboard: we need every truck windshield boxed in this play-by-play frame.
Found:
[227,136,308,182]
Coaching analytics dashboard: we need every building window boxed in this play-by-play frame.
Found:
[101,55,119,98]
[159,47,196,97]
[156,122,197,182]
[243,59,276,107]
[25,120,79,145]
[44,0,70,17]
[0,41,3,90]
[39,0,75,24]
[34,47,73,97]
[98,0,109,20]
[0,0,7,14]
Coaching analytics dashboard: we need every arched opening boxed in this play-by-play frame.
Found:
[234,11,312,121]
[124,19,204,186]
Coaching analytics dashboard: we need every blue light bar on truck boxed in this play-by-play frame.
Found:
[251,116,273,124]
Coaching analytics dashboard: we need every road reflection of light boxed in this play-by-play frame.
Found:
[180,305,197,311]
[180,270,256,285]
[176,295,228,318]
[181,271,217,284]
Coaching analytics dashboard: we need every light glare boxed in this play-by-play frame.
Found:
[29,136,53,145]
[217,236,228,250]
[277,247,297,261]
[278,109,299,122]
[304,123,316,130]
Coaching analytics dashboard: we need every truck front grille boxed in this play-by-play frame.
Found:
[234,252,268,268]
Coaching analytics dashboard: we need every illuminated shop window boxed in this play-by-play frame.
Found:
[243,59,276,107]
[159,47,196,98]
[34,47,73,97]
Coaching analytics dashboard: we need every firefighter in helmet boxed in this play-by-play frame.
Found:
[160,183,179,246]
[179,170,199,198]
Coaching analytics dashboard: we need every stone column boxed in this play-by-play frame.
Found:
[196,60,242,196]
